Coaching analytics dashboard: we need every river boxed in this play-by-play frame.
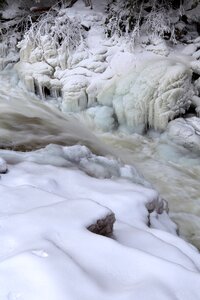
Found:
[1,68,200,249]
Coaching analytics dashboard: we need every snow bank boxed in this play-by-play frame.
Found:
[0,144,200,300]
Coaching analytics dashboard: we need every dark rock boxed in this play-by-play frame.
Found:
[87,213,115,237]
[82,24,91,31]
[192,72,200,82]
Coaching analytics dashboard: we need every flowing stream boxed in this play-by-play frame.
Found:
[1,69,200,249]
[101,133,200,249]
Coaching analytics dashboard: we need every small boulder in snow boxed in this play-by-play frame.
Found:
[87,213,115,237]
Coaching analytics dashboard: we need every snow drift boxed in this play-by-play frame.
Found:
[0,145,200,300]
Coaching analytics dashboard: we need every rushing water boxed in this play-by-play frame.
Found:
[101,133,200,249]
[0,70,111,155]
[1,69,200,249]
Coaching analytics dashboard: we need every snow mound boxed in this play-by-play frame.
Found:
[0,144,199,299]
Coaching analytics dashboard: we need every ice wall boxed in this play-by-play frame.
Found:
[14,2,200,134]
[16,45,195,133]
[98,58,193,133]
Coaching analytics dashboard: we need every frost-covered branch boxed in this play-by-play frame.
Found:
[23,7,83,56]
[105,0,179,43]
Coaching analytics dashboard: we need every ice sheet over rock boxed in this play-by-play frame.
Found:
[166,117,200,153]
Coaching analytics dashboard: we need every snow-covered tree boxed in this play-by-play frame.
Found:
[104,0,180,43]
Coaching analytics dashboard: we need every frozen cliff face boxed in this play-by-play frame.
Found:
[15,42,195,134]
[13,0,200,135]
[98,58,193,133]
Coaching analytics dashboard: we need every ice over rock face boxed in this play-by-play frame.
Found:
[166,117,200,153]
[16,53,194,133]
[16,30,194,133]
[14,2,197,134]
[98,58,193,133]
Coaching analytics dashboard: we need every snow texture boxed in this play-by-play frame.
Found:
[0,145,199,300]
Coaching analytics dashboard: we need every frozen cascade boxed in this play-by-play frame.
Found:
[98,58,193,133]
[16,49,195,133]
[14,4,196,134]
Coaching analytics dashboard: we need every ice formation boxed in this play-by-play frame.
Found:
[98,58,193,133]
[166,117,200,153]
[16,41,195,133]
[13,0,200,134]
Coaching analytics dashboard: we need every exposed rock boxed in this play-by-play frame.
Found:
[87,213,115,237]
[30,7,51,13]
[145,200,156,214]
[146,198,169,215]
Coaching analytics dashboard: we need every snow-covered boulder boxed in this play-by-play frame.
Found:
[166,117,200,153]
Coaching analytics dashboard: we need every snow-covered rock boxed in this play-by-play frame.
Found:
[166,117,200,153]
[0,144,199,300]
